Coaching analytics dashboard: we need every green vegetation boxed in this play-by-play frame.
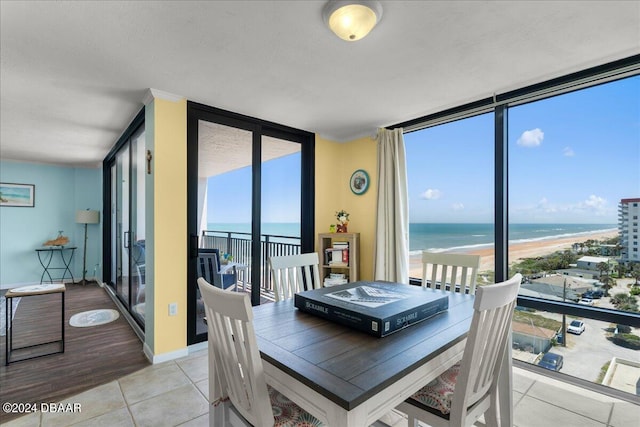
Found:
[609,333,640,350]
[596,360,611,384]
[610,293,639,312]
[509,250,577,277]
[513,310,562,332]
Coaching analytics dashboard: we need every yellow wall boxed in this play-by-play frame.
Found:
[152,98,187,354]
[315,135,377,280]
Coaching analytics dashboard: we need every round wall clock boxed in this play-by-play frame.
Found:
[350,169,369,195]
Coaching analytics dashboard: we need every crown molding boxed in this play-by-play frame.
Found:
[142,88,185,105]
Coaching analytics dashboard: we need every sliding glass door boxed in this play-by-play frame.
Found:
[105,115,146,327]
[186,102,314,344]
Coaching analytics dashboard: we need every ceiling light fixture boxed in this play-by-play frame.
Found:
[322,0,383,42]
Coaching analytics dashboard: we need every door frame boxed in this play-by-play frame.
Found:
[102,108,146,328]
[186,101,314,344]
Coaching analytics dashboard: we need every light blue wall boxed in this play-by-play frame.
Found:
[0,160,102,288]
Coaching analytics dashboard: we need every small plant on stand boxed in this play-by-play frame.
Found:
[335,210,349,233]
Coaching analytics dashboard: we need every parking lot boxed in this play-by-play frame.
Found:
[515,291,639,382]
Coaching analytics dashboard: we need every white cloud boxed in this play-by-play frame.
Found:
[420,189,442,200]
[582,195,606,209]
[563,146,575,157]
[451,203,464,211]
[517,128,544,147]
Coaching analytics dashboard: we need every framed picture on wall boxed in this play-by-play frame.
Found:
[349,169,369,195]
[0,183,35,207]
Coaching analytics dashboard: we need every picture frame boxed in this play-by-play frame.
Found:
[0,183,35,207]
[349,169,369,195]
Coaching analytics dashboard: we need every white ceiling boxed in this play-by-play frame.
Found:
[1,1,639,168]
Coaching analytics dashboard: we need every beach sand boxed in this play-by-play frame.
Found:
[409,230,618,278]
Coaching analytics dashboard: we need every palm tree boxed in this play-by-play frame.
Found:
[632,263,640,286]
[596,262,609,279]
[601,275,614,296]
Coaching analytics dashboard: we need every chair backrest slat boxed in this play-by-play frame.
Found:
[421,252,481,295]
[269,252,321,302]
[450,273,522,425]
[197,278,274,427]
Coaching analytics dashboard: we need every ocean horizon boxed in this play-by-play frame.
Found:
[207,222,617,254]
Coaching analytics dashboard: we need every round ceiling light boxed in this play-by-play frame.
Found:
[322,1,383,41]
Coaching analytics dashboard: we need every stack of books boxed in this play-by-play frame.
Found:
[326,241,349,267]
[324,273,348,287]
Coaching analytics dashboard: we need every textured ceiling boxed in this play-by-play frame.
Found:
[1,1,639,168]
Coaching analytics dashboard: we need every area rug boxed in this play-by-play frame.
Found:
[69,309,119,327]
[0,296,21,336]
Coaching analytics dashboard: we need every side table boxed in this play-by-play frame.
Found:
[5,283,65,365]
[36,247,76,284]
[220,262,249,292]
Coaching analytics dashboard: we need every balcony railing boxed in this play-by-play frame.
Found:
[200,229,301,291]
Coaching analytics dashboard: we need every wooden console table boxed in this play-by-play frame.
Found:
[5,283,65,365]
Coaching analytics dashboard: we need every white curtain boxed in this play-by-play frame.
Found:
[374,128,409,283]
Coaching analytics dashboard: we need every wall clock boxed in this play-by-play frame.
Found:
[350,169,369,195]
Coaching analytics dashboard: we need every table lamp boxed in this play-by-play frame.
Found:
[76,209,100,285]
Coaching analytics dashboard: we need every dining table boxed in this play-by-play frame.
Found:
[251,287,514,427]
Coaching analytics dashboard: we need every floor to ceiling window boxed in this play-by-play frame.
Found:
[405,112,495,282]
[507,75,640,394]
[402,57,639,399]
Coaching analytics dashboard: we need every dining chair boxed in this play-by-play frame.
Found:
[197,248,237,291]
[421,252,481,295]
[396,273,522,427]
[197,277,326,427]
[269,252,321,302]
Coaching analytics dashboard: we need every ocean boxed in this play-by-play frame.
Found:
[208,223,617,253]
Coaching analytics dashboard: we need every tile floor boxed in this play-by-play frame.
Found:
[3,349,638,427]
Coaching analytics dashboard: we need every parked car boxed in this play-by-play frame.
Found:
[567,320,585,335]
[578,298,594,306]
[582,290,604,299]
[538,352,564,371]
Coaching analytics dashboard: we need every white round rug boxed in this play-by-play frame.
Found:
[70,309,120,327]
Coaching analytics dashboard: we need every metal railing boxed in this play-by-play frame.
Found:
[200,230,301,291]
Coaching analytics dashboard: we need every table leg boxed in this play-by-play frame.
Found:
[37,250,55,284]
[60,248,75,283]
[5,296,9,365]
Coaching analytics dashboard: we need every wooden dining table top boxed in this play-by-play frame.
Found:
[252,289,475,411]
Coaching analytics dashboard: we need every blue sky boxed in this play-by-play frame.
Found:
[207,152,301,224]
[406,75,640,224]
[208,75,639,225]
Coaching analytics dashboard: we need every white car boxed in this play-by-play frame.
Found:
[578,298,594,306]
[567,320,585,335]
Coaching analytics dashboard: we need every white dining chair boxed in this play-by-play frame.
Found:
[421,252,481,295]
[396,273,522,427]
[269,252,322,302]
[197,277,326,427]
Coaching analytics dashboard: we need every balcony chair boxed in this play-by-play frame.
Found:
[197,277,326,426]
[269,252,321,302]
[396,273,522,427]
[197,248,237,291]
[421,252,481,295]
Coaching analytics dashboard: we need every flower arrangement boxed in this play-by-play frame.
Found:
[335,210,349,225]
[335,210,349,233]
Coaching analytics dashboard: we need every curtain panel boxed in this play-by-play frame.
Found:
[374,128,409,283]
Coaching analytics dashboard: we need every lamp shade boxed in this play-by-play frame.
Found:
[322,0,383,41]
[76,209,100,224]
